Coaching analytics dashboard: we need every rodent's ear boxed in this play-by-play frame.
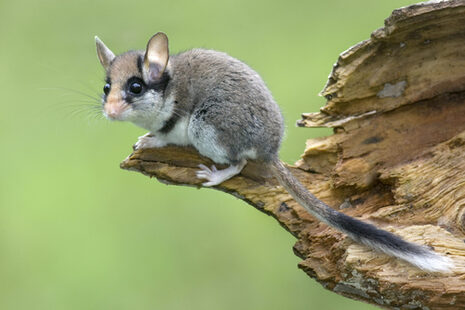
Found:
[143,32,169,84]
[95,36,115,71]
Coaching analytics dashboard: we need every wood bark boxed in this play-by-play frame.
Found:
[120,1,465,309]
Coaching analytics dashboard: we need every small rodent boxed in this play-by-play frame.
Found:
[95,32,452,272]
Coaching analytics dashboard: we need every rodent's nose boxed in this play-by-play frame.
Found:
[104,100,127,120]
[106,108,118,119]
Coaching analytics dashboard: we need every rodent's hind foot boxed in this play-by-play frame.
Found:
[134,132,167,150]
[196,160,246,187]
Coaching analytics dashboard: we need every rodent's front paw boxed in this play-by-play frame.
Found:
[134,133,167,150]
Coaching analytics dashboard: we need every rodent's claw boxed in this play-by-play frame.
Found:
[202,181,218,187]
[134,133,166,150]
[197,164,211,172]
[196,164,222,187]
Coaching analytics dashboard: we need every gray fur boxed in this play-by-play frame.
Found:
[271,159,453,272]
[167,49,284,164]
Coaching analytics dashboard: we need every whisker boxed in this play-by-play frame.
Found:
[44,99,104,121]
[40,87,102,102]
[36,62,103,96]
[44,100,100,113]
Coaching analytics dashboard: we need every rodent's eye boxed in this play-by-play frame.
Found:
[126,77,145,97]
[103,83,111,95]
[129,81,143,94]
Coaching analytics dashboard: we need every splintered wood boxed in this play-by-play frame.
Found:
[121,1,465,309]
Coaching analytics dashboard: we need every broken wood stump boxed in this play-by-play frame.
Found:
[121,1,465,309]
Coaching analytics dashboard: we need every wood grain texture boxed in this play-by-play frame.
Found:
[121,1,465,308]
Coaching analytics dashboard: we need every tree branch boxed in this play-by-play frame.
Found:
[121,1,465,308]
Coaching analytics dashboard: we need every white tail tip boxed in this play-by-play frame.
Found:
[400,251,454,273]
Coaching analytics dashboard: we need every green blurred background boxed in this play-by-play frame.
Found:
[0,0,419,309]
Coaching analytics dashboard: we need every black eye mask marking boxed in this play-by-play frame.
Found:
[147,71,171,92]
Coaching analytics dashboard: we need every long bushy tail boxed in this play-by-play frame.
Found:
[271,159,453,273]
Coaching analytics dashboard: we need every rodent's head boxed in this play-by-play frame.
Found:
[95,33,170,129]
